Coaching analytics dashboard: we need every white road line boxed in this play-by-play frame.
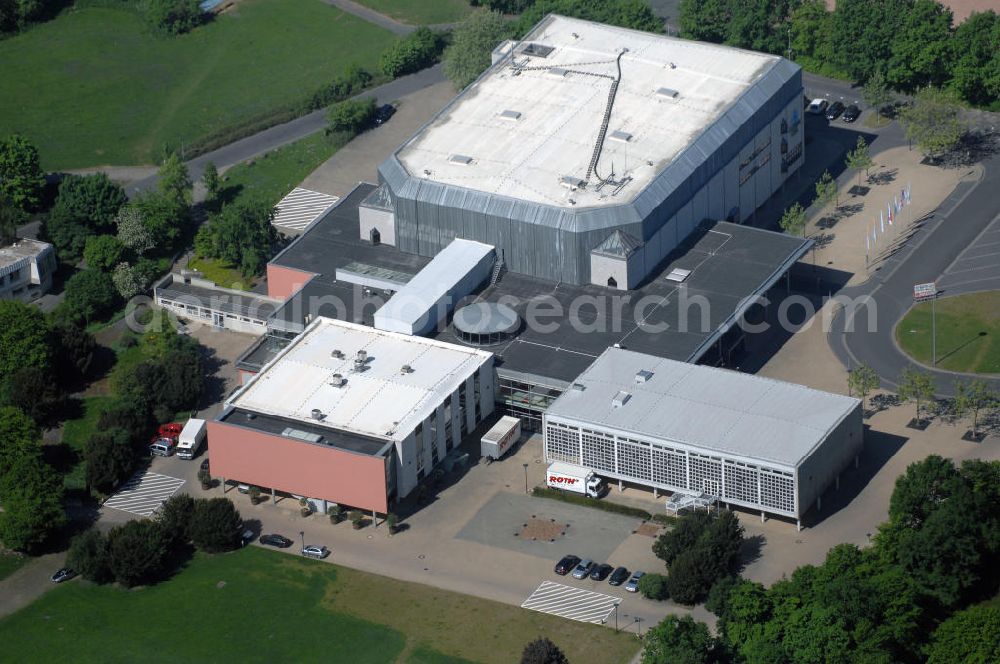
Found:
[521,581,621,624]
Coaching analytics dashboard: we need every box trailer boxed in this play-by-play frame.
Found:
[480,416,521,461]
[176,418,207,460]
[546,462,606,498]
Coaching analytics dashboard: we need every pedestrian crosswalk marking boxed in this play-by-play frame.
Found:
[521,581,621,624]
[104,471,186,517]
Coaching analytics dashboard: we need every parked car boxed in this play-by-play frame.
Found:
[51,568,76,583]
[608,566,630,586]
[841,104,861,123]
[157,422,183,442]
[625,571,645,593]
[149,438,175,457]
[554,554,581,575]
[260,534,293,548]
[302,545,330,559]
[825,101,845,120]
[237,483,251,494]
[571,559,594,580]
[240,528,255,546]
[374,104,396,125]
[590,563,613,581]
[807,98,828,115]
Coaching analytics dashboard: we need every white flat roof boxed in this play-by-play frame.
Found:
[0,238,52,269]
[229,318,492,442]
[397,14,779,208]
[546,348,859,469]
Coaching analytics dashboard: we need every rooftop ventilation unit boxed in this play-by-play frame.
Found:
[609,130,632,143]
[400,364,414,374]
[329,373,345,387]
[244,412,256,421]
[571,382,586,392]
[499,109,521,121]
[635,370,654,384]
[666,268,692,283]
[352,358,367,373]
[547,67,569,78]
[520,42,554,58]
[330,349,344,359]
[357,350,367,362]
[449,154,474,166]
[656,87,680,99]
[310,409,325,421]
[282,428,324,444]
[612,391,631,408]
[560,175,586,191]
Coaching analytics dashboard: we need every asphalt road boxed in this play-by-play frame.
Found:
[829,154,1000,394]
[125,64,447,197]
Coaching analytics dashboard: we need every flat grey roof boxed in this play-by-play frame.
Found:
[546,348,859,469]
[156,279,280,321]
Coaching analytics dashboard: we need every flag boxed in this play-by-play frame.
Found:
[866,228,870,253]
[888,202,893,225]
[881,208,886,229]
[873,222,878,246]
[905,183,911,205]
[880,212,884,234]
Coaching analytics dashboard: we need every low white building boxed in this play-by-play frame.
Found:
[0,238,56,302]
[543,348,863,526]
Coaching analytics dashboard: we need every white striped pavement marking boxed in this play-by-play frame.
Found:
[104,471,186,517]
[272,188,339,231]
[521,581,621,624]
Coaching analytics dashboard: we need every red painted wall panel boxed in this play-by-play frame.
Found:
[207,420,388,513]
[266,264,317,301]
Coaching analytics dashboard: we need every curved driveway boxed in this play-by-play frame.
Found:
[829,155,1000,395]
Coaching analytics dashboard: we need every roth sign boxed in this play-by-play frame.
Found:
[548,475,580,485]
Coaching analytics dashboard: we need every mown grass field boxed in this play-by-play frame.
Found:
[896,291,1000,375]
[354,0,472,24]
[0,1,395,169]
[0,546,640,663]
[0,553,28,582]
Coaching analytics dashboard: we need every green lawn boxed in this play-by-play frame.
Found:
[0,553,28,582]
[354,0,473,24]
[0,1,395,169]
[896,291,1000,375]
[0,547,639,663]
[219,130,349,208]
[185,257,252,291]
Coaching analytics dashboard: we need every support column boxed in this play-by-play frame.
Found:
[761,511,766,523]
[835,475,840,490]
[618,479,623,492]
[653,488,658,499]
[816,495,822,511]
[796,519,801,532]
[372,509,377,528]
[854,455,859,469]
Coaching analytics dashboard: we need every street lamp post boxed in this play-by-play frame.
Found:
[634,617,642,638]
[299,530,304,552]
[931,295,937,366]
[614,603,619,632]
[523,463,529,494]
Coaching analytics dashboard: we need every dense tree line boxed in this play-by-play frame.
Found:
[642,456,1000,663]
[379,27,446,79]
[652,510,744,604]
[679,0,1000,108]
[68,495,243,588]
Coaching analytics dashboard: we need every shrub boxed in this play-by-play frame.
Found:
[303,64,374,112]
[146,0,203,36]
[107,519,168,587]
[386,512,399,535]
[249,485,261,504]
[189,497,242,553]
[58,268,120,325]
[349,510,365,530]
[67,527,112,584]
[520,637,569,664]
[638,572,669,601]
[83,426,136,496]
[328,504,344,524]
[157,494,195,546]
[379,28,443,78]
[197,468,212,489]
[326,97,377,135]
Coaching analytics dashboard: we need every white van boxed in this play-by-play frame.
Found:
[176,419,207,460]
[149,439,174,457]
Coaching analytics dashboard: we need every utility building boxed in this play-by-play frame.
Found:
[543,348,862,525]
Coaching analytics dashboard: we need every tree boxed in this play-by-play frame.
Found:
[145,0,203,36]
[189,497,242,553]
[0,365,63,426]
[927,605,1000,663]
[157,152,193,209]
[948,11,1000,107]
[897,366,935,424]
[885,455,961,531]
[953,380,995,439]
[638,572,669,600]
[208,198,277,278]
[900,87,966,159]
[0,300,52,376]
[379,27,442,78]
[83,427,135,495]
[513,0,663,37]
[653,510,714,566]
[814,170,837,209]
[115,205,155,255]
[862,69,894,127]
[789,0,833,65]
[67,527,112,584]
[112,261,146,299]
[157,493,195,546]
[326,97,378,135]
[83,234,125,272]
[847,364,879,413]
[643,614,722,664]
[778,202,806,237]
[679,0,734,44]
[58,268,120,325]
[0,197,25,244]
[443,10,512,90]
[50,316,96,382]
[0,405,40,479]
[202,161,220,201]
[844,136,873,187]
[886,0,953,92]
[106,519,168,587]
[0,134,45,210]
[828,0,911,83]
[520,638,569,664]
[45,173,128,261]
[0,454,66,553]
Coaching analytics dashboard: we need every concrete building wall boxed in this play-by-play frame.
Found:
[796,404,864,515]
[359,206,396,246]
[207,420,389,513]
